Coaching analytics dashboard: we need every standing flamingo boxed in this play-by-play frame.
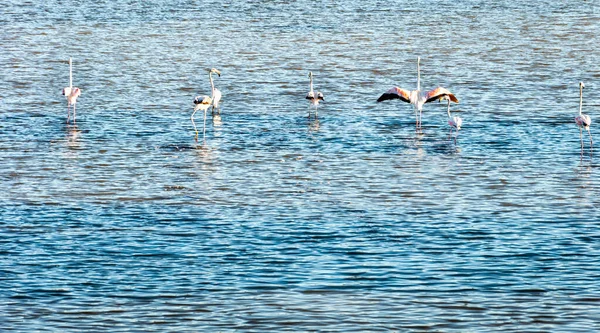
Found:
[377,57,458,131]
[192,95,212,140]
[575,81,592,156]
[62,57,82,124]
[209,68,222,114]
[191,68,222,140]
[306,72,324,118]
[446,98,462,145]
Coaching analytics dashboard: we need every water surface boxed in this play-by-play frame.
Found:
[1,1,600,332]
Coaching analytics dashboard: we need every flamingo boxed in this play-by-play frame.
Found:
[377,57,458,131]
[306,72,324,118]
[192,95,212,140]
[191,68,221,140]
[62,57,82,124]
[209,68,222,114]
[575,81,592,156]
[446,98,462,145]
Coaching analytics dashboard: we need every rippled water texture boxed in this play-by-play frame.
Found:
[2,1,600,332]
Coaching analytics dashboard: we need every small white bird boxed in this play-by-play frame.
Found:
[62,57,82,124]
[377,57,458,131]
[574,81,592,157]
[446,98,462,145]
[209,68,222,114]
[306,72,324,118]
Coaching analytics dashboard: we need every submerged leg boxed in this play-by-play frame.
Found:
[66,104,71,124]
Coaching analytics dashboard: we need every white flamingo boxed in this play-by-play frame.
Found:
[191,68,221,140]
[446,98,462,145]
[377,57,458,131]
[62,57,82,124]
[575,81,592,156]
[306,72,324,118]
[209,68,221,114]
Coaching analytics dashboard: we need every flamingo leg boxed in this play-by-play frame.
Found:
[414,109,419,132]
[66,104,71,124]
[73,103,76,124]
[454,130,459,145]
[315,103,319,119]
[203,109,207,139]
[588,128,593,156]
[191,109,199,139]
[580,127,584,157]
[419,109,423,130]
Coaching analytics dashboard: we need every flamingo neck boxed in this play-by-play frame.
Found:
[209,72,215,97]
[579,86,583,115]
[417,57,421,91]
[69,58,73,88]
[309,76,314,93]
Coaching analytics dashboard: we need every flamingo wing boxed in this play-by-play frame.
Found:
[306,91,315,100]
[317,92,324,101]
[423,87,458,104]
[194,95,212,105]
[377,87,411,103]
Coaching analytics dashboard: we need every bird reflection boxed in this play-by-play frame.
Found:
[308,118,320,132]
[66,125,81,148]
[212,113,223,129]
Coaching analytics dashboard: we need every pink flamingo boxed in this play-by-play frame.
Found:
[574,81,592,156]
[62,58,82,124]
[306,72,324,118]
[377,57,458,131]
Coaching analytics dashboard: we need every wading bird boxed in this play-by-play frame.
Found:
[62,57,82,124]
[209,68,221,114]
[575,81,592,156]
[191,68,222,140]
[192,95,212,140]
[446,98,462,145]
[377,57,458,131]
[306,71,324,118]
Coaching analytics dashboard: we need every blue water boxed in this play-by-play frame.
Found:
[2,1,600,332]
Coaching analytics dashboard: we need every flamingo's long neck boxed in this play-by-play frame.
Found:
[579,85,583,116]
[69,57,73,89]
[309,75,314,94]
[417,57,421,92]
[209,72,215,98]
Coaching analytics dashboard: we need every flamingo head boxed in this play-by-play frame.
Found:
[308,71,313,79]
[580,81,585,89]
[209,68,221,77]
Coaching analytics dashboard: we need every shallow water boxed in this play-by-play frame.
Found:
[2,1,600,332]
